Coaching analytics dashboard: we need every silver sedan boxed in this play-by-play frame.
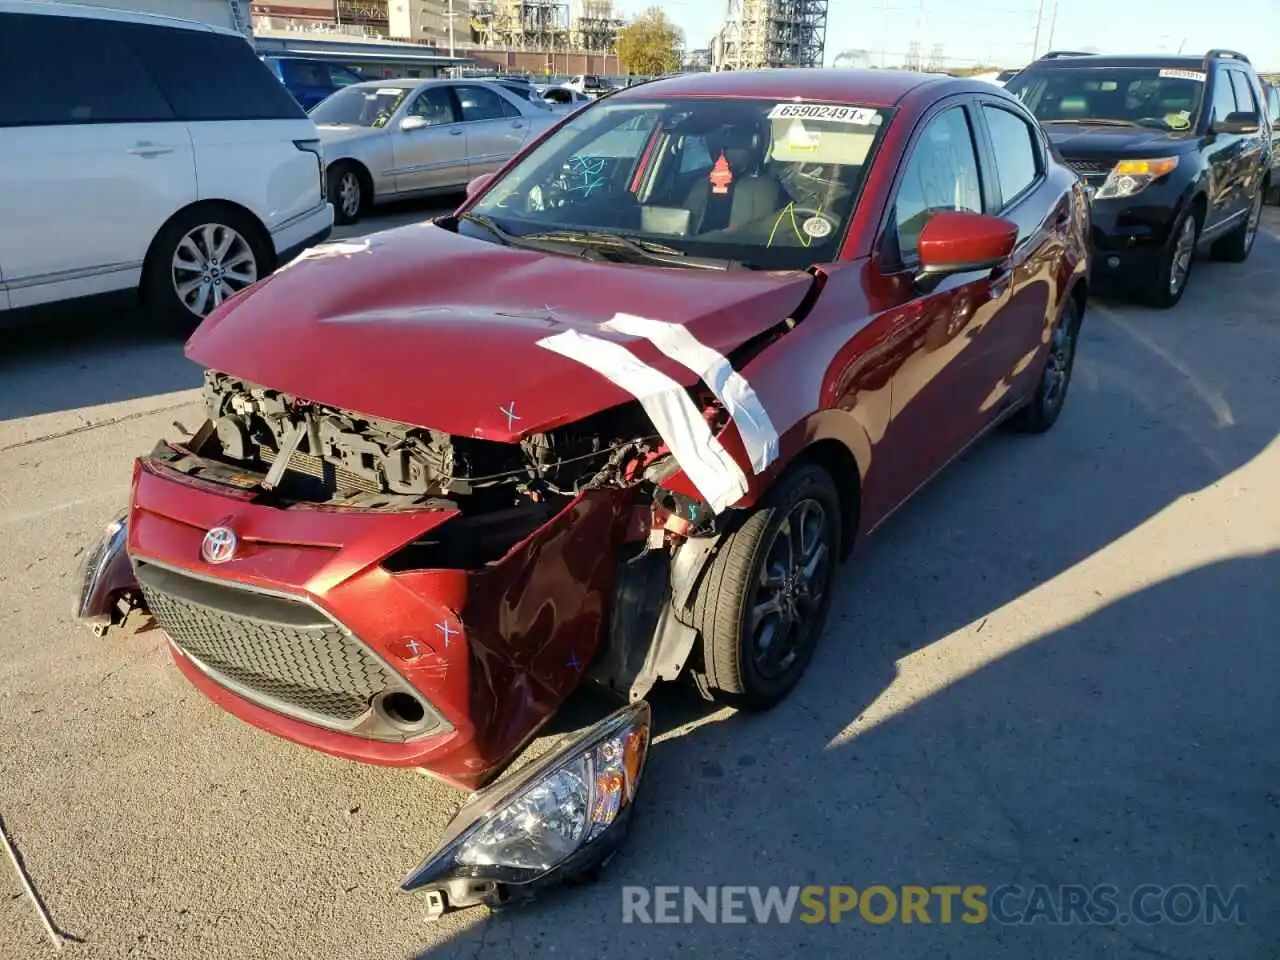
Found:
[310,78,562,225]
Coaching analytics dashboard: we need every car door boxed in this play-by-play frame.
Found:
[0,12,196,310]
[1227,70,1267,201]
[454,84,532,179]
[1203,66,1247,230]
[872,100,1013,504]
[972,99,1066,408]
[392,84,467,195]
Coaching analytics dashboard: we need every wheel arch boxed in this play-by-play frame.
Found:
[792,437,863,562]
[140,198,276,305]
[328,156,375,206]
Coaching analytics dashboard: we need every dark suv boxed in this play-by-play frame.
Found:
[1006,50,1273,307]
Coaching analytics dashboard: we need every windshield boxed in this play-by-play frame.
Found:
[466,97,890,270]
[1006,66,1205,131]
[310,86,409,127]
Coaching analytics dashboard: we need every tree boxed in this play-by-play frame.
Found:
[616,7,683,76]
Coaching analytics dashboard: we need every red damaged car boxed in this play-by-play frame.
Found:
[76,68,1089,917]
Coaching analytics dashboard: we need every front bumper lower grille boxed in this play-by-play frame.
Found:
[135,561,446,740]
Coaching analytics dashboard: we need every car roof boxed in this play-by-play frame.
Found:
[0,0,242,38]
[1021,53,1245,70]
[609,68,948,107]
[345,78,435,91]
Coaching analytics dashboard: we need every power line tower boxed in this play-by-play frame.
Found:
[715,0,828,70]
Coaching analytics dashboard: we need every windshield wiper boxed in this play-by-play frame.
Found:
[457,214,608,260]
[517,229,741,270]
[1042,118,1142,127]
[458,212,512,246]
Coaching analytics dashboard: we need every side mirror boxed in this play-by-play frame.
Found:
[400,115,429,132]
[465,173,494,199]
[915,210,1018,289]
[1212,110,1261,135]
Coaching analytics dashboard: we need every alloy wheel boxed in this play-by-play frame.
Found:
[749,498,832,680]
[337,171,361,219]
[1245,190,1263,252]
[1041,312,1077,412]
[171,223,258,318]
[1169,214,1196,295]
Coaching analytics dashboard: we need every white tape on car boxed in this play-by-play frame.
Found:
[600,313,780,475]
[536,329,749,512]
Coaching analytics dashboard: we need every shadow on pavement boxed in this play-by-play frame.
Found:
[407,239,1280,958]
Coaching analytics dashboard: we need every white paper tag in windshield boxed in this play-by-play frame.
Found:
[376,88,403,95]
[1158,69,1206,82]
[768,103,882,126]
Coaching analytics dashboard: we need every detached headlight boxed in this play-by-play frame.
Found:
[401,701,651,920]
[1094,157,1179,199]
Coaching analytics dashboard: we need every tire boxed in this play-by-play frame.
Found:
[1210,188,1264,263]
[691,463,842,709]
[328,161,368,225]
[1265,180,1280,207]
[1141,205,1199,309]
[1008,295,1082,434]
[143,205,273,335]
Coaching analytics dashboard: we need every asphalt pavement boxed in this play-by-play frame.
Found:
[1,199,1278,959]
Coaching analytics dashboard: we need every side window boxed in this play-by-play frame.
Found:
[284,60,328,87]
[405,86,457,126]
[0,14,174,126]
[982,105,1040,206]
[893,107,983,260]
[456,85,515,122]
[329,66,364,88]
[1228,71,1258,116]
[678,136,713,173]
[1269,87,1280,122]
[1210,69,1239,122]
[122,24,305,121]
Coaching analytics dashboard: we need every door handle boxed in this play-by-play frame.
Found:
[449,128,464,136]
[511,121,524,129]
[127,143,174,157]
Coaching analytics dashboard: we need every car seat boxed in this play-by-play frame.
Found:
[683,127,781,234]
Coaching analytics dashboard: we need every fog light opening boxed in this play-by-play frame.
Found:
[378,691,429,730]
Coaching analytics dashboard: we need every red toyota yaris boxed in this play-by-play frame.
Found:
[77,68,1089,917]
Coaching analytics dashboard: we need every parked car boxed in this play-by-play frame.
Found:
[77,67,1089,918]
[262,55,367,111]
[566,73,613,97]
[541,85,594,111]
[0,0,332,327]
[1006,49,1273,307]
[310,78,561,224]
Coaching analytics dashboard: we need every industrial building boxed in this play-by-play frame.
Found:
[712,0,828,70]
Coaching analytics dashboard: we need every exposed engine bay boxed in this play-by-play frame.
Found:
[191,370,671,511]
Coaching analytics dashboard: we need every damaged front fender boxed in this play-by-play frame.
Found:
[73,510,141,637]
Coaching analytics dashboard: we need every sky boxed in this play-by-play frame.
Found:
[614,0,1280,73]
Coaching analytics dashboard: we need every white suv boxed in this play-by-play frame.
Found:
[0,0,333,330]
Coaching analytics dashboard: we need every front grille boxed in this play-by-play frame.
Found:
[136,561,395,727]
[1065,158,1113,177]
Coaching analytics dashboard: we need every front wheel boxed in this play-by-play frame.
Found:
[328,162,367,225]
[1141,206,1199,309]
[692,463,841,709]
[1008,296,1082,434]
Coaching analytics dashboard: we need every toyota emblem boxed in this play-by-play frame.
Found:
[201,526,238,564]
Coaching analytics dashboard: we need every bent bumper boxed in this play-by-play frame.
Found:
[126,455,630,790]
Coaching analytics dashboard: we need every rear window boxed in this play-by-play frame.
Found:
[0,13,175,126]
[120,23,307,122]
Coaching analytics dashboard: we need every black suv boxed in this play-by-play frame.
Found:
[1006,50,1273,307]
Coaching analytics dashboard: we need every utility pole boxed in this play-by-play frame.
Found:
[1031,0,1046,59]
[447,0,455,58]
[1046,0,1058,52]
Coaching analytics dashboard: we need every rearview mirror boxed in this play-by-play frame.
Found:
[915,210,1018,288]
[400,115,429,132]
[465,173,494,199]
[1212,110,1261,135]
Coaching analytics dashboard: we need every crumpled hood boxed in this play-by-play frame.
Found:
[186,222,815,440]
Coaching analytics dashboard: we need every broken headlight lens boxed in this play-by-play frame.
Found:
[401,701,651,917]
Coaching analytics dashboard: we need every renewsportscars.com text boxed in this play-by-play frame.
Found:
[621,884,1248,925]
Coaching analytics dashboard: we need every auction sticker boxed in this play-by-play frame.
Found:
[768,103,882,125]
[1158,69,1206,82]
[802,216,833,239]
